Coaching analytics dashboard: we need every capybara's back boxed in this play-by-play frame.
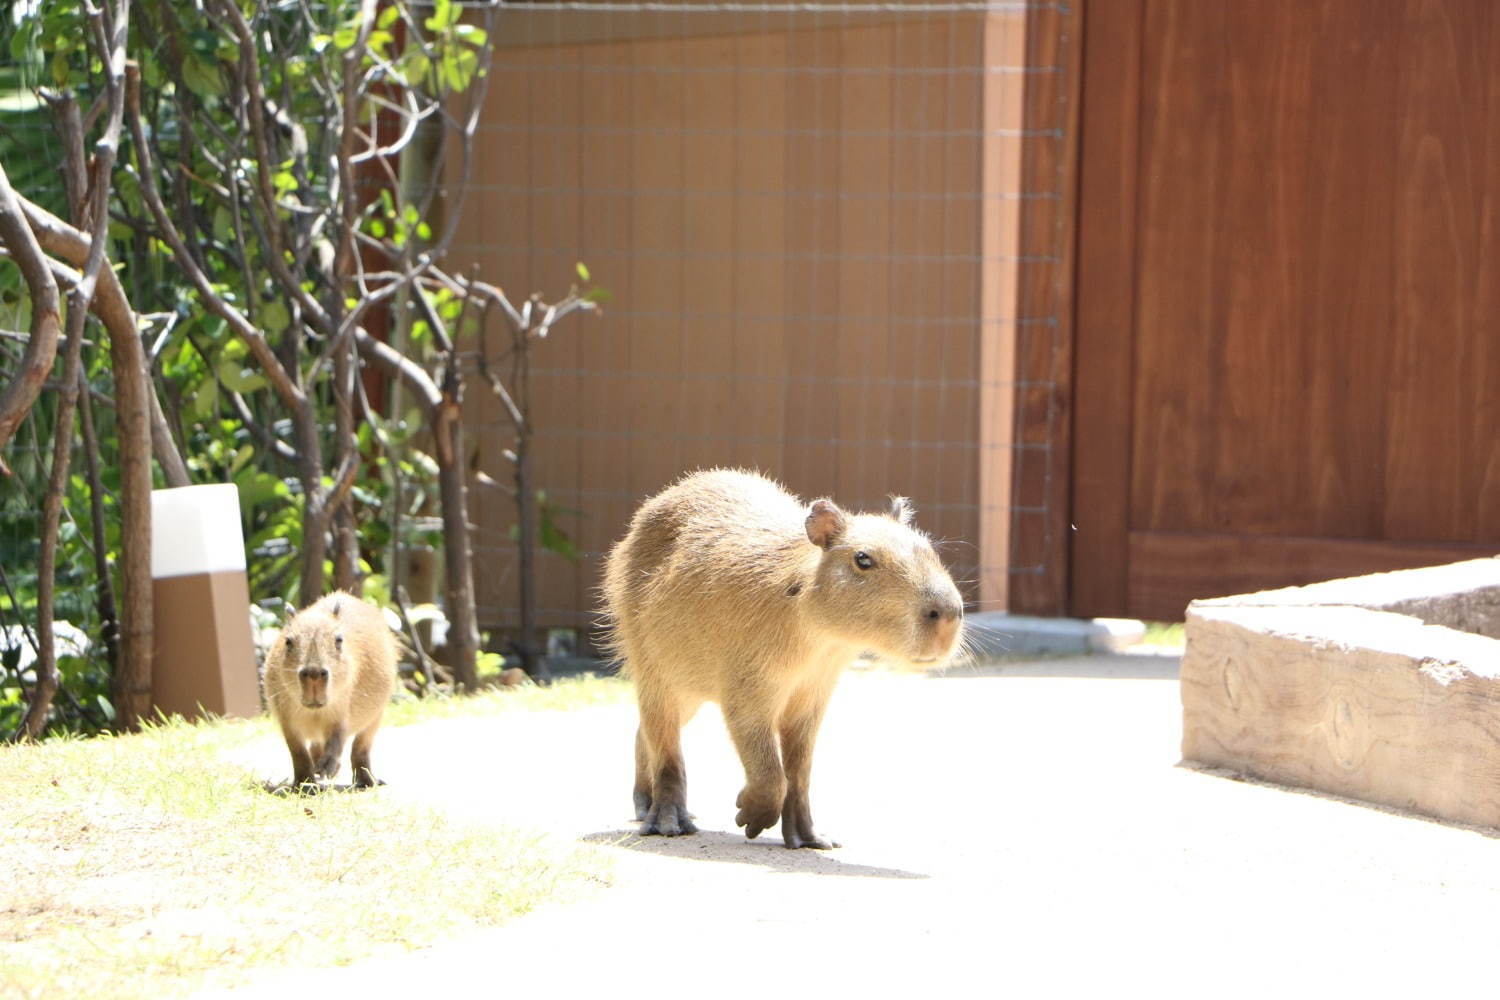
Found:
[602,468,963,846]
[262,592,397,789]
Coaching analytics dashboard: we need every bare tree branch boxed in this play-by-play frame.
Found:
[0,161,63,472]
[123,62,306,412]
[18,195,191,487]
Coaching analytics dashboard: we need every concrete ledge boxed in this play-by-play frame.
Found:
[964,612,1145,659]
[1182,556,1500,829]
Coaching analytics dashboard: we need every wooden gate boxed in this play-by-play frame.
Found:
[1069,0,1500,621]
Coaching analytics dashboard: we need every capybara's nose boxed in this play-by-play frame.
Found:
[923,594,962,625]
[299,666,329,682]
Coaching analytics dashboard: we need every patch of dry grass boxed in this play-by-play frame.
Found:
[0,683,620,1000]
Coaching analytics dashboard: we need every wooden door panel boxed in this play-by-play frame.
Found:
[1072,0,1500,619]
[1127,531,1498,622]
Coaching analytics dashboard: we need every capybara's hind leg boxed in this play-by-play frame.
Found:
[638,693,696,836]
[350,725,381,788]
[633,726,652,820]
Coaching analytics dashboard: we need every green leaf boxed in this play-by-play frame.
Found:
[260,299,291,335]
[575,261,590,283]
[377,5,401,29]
[182,54,223,98]
[399,51,430,88]
[228,444,255,477]
[425,0,460,32]
[218,357,268,394]
[441,47,479,91]
[9,17,38,63]
[367,30,393,59]
[454,24,488,47]
[191,379,220,420]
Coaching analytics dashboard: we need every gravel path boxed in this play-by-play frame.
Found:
[217,655,1500,998]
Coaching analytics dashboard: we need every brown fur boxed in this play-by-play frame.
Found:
[262,592,398,790]
[602,469,963,848]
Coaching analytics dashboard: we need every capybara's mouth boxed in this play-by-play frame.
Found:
[301,698,326,709]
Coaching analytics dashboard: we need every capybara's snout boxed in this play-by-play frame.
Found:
[915,581,964,663]
[298,665,330,708]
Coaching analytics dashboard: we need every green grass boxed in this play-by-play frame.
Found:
[383,671,631,727]
[0,676,627,999]
[1141,621,1186,648]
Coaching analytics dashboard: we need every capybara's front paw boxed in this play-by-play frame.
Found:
[735,785,784,840]
[641,800,698,837]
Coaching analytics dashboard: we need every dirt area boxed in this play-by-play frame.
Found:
[214,656,1500,997]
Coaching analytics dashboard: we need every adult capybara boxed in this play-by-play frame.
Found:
[602,469,964,848]
[262,593,397,790]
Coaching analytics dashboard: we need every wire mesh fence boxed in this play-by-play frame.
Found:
[0,0,1076,688]
[448,0,1076,637]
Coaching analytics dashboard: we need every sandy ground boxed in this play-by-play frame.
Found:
[214,655,1500,998]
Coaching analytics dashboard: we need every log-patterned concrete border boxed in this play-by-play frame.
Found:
[1181,557,1500,829]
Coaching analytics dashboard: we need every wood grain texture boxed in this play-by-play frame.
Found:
[1129,530,1500,622]
[1007,0,1081,615]
[1073,0,1500,619]
[1182,603,1500,830]
[1069,0,1141,618]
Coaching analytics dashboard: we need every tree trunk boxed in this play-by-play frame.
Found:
[512,349,549,684]
[295,396,328,606]
[108,319,155,730]
[22,285,91,738]
[436,399,479,690]
[79,365,121,682]
[331,336,360,592]
[513,431,547,682]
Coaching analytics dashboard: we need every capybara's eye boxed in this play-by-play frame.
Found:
[334,633,344,648]
[854,551,875,570]
[285,636,294,650]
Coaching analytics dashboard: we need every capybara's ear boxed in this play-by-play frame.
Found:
[330,596,342,618]
[887,495,915,526]
[805,499,847,549]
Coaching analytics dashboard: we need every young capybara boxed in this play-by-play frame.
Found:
[602,469,964,848]
[262,592,397,790]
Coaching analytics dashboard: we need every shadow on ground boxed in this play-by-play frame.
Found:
[582,828,930,879]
